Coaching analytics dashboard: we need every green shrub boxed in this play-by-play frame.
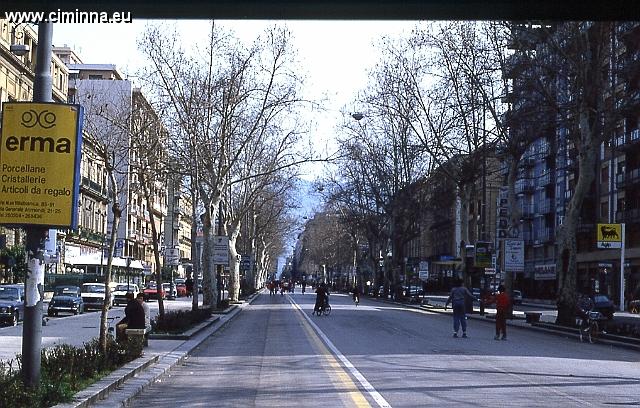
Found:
[0,337,136,408]
[151,307,212,334]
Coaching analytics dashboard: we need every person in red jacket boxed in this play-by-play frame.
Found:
[492,285,511,340]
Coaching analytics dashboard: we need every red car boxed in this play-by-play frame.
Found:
[143,282,165,301]
[176,283,187,297]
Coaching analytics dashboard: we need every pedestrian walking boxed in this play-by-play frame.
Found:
[444,278,476,338]
[489,285,510,340]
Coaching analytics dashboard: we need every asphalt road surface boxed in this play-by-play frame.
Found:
[0,295,197,363]
[130,291,640,407]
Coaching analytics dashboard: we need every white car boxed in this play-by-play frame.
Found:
[112,283,140,306]
[81,283,113,310]
[512,290,523,305]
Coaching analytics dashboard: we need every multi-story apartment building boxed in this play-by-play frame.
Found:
[1,31,193,284]
[404,153,501,291]
[504,22,640,304]
[63,61,169,277]
[163,174,193,278]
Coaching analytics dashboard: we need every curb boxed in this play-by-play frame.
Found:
[53,354,160,408]
[147,315,221,341]
[71,292,261,407]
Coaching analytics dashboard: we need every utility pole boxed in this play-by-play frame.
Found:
[480,106,487,316]
[22,22,53,388]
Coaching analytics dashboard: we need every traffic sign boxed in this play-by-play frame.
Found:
[165,248,180,266]
[213,236,229,264]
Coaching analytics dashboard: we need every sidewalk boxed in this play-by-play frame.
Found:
[378,295,640,351]
[53,293,260,408]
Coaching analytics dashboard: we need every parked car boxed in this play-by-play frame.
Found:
[592,294,616,320]
[112,283,140,306]
[48,286,84,316]
[512,290,523,305]
[163,282,177,300]
[143,281,166,301]
[81,283,112,310]
[175,281,187,297]
[472,288,481,299]
[403,285,424,298]
[0,284,25,326]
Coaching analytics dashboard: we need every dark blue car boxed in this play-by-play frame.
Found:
[48,285,85,316]
[0,284,25,326]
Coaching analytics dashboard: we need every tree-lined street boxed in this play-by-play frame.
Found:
[130,291,640,407]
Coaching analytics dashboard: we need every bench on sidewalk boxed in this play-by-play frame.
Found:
[125,328,149,356]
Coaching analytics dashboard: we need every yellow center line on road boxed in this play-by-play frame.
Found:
[298,313,372,408]
[289,295,392,408]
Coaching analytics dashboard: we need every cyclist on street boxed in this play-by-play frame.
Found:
[352,285,361,306]
[313,282,329,315]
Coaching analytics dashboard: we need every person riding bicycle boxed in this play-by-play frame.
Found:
[575,294,594,326]
[313,283,329,315]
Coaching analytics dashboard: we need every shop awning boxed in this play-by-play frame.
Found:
[66,253,144,270]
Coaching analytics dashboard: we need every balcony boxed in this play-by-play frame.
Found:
[503,53,527,78]
[81,177,108,199]
[618,168,640,189]
[523,231,534,245]
[515,180,535,194]
[618,128,640,150]
[536,199,553,215]
[519,157,536,168]
[129,205,140,216]
[538,172,553,187]
[620,90,640,115]
[68,227,106,245]
[520,203,535,219]
[536,144,550,158]
[616,208,640,223]
[564,189,573,201]
[534,227,554,244]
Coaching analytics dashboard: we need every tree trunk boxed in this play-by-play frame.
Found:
[503,157,520,296]
[228,220,241,301]
[556,130,598,325]
[458,183,472,285]
[201,205,215,307]
[99,170,120,353]
[143,177,164,319]
[187,185,198,311]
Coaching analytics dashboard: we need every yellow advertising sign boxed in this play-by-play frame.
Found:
[0,102,83,227]
[597,223,622,249]
[597,223,622,242]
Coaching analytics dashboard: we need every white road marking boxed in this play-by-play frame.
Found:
[290,297,392,408]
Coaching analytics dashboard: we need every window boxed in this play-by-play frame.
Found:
[600,201,609,219]
[601,165,609,184]
[88,74,102,80]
